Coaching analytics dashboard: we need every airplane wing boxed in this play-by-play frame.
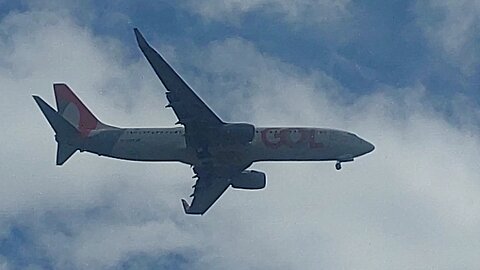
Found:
[134,28,224,134]
[134,28,241,215]
[182,173,231,215]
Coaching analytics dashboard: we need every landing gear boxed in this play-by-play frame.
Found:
[335,162,342,171]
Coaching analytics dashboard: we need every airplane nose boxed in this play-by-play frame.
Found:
[364,140,375,154]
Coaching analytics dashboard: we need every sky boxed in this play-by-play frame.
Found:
[0,0,480,269]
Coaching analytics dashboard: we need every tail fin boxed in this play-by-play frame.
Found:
[34,84,114,165]
[33,96,79,165]
[53,83,106,137]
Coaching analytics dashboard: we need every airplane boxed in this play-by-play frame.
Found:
[32,28,375,215]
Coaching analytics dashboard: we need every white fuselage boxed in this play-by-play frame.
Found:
[85,126,374,167]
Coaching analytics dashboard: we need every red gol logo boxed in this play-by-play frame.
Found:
[261,128,323,149]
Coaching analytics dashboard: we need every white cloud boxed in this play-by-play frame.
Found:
[416,0,480,75]
[179,38,480,269]
[0,257,9,270]
[182,37,342,124]
[0,8,192,269]
[1,3,480,270]
[183,0,351,26]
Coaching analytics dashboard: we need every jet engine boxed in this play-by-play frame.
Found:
[218,123,255,145]
[230,170,266,190]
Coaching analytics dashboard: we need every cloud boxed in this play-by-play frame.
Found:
[1,2,480,270]
[415,0,480,75]
[176,37,480,269]
[182,0,351,26]
[0,7,194,269]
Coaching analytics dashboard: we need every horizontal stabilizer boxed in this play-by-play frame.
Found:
[33,96,78,136]
[57,143,77,165]
[33,96,80,165]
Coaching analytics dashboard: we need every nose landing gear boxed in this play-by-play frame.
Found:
[335,162,342,171]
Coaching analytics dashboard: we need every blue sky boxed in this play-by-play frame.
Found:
[5,0,477,100]
[0,1,480,269]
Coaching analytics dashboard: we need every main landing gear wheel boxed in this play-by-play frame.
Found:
[335,162,342,171]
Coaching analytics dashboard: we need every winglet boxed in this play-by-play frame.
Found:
[181,199,191,214]
[133,28,151,53]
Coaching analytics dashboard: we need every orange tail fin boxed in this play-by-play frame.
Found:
[53,83,105,137]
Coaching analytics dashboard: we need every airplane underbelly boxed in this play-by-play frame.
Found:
[110,133,190,162]
[251,145,335,161]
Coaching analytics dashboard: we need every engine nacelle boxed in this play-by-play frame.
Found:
[231,170,266,190]
[218,123,255,145]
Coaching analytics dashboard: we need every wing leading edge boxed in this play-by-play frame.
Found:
[135,28,233,215]
[134,28,224,129]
